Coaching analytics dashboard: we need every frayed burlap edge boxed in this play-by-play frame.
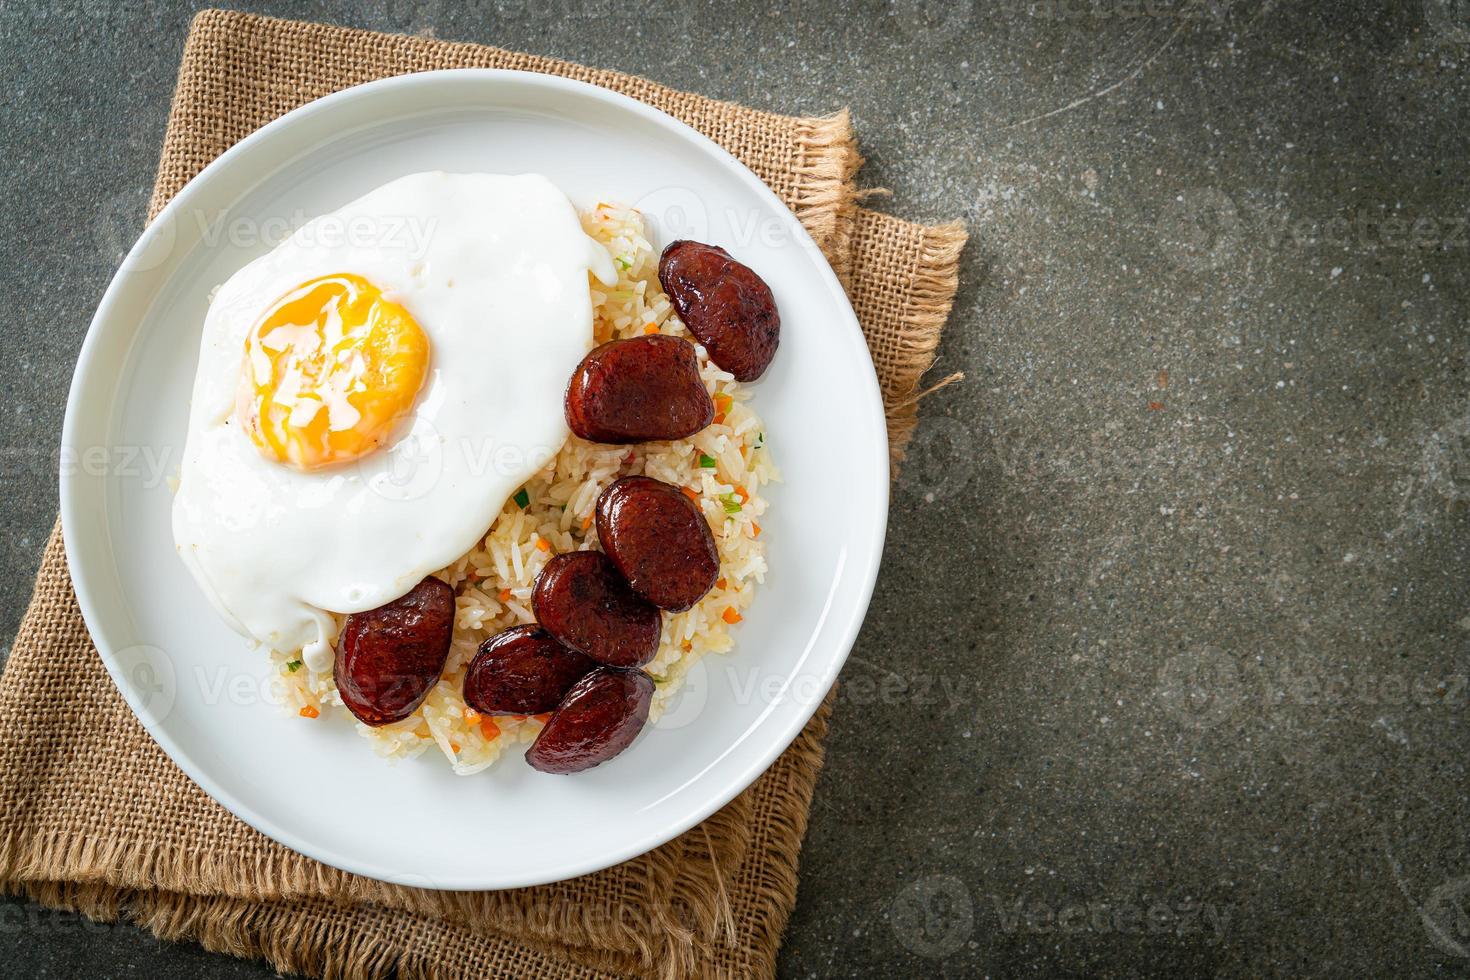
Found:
[791,110,863,288]
[885,220,968,467]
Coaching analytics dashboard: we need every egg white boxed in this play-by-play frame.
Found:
[172,172,616,671]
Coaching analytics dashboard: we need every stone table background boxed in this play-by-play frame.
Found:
[2,0,1468,975]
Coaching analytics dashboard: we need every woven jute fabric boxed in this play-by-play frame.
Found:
[0,10,965,979]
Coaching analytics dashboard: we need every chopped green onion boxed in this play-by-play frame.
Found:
[513,488,530,509]
[285,660,302,673]
[756,432,764,448]
[616,256,632,269]
[698,454,717,469]
[719,492,742,514]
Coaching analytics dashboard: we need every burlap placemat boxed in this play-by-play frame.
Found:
[0,10,965,979]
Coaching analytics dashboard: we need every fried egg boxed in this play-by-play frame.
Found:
[173,172,616,671]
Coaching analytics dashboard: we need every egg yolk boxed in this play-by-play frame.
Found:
[236,274,429,470]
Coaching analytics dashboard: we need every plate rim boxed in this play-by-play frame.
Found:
[60,67,889,889]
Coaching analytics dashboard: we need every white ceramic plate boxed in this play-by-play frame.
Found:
[61,70,887,890]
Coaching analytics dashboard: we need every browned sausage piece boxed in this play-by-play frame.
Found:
[463,625,598,716]
[658,240,780,382]
[565,335,714,443]
[335,577,454,727]
[525,667,654,774]
[532,551,662,668]
[595,475,719,611]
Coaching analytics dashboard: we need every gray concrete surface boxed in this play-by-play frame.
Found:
[2,0,1468,976]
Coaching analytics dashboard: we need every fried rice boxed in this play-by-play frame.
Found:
[270,203,776,774]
